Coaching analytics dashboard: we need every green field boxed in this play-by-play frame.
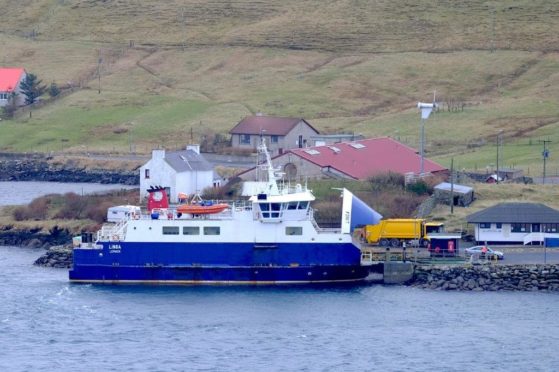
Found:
[0,1,558,176]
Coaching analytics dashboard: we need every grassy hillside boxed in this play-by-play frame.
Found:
[0,1,558,177]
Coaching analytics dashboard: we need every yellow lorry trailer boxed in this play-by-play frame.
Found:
[359,219,444,247]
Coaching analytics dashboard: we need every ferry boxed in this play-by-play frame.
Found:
[69,139,382,284]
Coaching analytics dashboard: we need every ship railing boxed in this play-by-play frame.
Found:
[98,219,127,241]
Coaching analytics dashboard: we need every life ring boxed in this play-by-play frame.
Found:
[112,235,119,241]
[167,212,173,220]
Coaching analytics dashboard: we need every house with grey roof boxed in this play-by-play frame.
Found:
[466,203,559,245]
[139,145,216,203]
[229,115,319,156]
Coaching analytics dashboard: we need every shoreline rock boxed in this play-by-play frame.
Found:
[0,156,138,185]
[34,245,73,268]
[409,264,559,292]
[0,226,72,249]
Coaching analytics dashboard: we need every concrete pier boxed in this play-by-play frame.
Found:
[383,262,414,284]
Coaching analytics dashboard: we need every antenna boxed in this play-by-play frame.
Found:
[417,97,437,175]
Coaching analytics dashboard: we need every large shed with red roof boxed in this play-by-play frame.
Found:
[237,137,448,181]
[0,68,26,107]
[230,115,319,156]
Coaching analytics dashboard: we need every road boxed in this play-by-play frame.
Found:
[491,248,559,265]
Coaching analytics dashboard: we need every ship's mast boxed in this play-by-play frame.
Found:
[257,137,280,195]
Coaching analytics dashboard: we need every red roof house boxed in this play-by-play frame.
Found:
[237,137,448,181]
[0,68,26,107]
[230,115,319,156]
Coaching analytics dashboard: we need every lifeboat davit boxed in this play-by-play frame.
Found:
[177,203,229,215]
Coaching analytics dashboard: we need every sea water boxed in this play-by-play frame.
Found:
[1,246,559,371]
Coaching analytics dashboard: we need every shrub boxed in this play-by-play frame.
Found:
[406,180,431,195]
[28,196,50,220]
[85,200,115,224]
[12,206,30,221]
[48,82,61,97]
[368,172,405,191]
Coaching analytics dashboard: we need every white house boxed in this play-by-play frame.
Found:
[466,203,559,245]
[139,145,215,203]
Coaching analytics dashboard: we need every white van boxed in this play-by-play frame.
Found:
[107,205,141,222]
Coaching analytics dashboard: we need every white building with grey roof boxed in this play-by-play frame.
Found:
[139,145,216,203]
[466,203,559,245]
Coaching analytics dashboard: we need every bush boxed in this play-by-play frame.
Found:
[368,172,405,191]
[28,196,50,220]
[12,206,30,221]
[85,200,115,224]
[48,82,61,97]
[406,180,431,195]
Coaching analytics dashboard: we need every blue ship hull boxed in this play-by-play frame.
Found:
[69,241,375,284]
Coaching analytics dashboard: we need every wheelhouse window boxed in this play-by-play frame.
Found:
[496,223,502,229]
[287,202,298,210]
[162,226,179,235]
[270,203,281,218]
[259,203,282,218]
[183,226,200,235]
[543,223,558,233]
[297,201,309,210]
[240,134,250,144]
[204,226,220,235]
[511,223,530,233]
[286,226,303,236]
[479,223,491,229]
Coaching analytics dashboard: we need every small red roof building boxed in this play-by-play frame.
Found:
[0,68,25,92]
[237,136,448,181]
[0,68,27,107]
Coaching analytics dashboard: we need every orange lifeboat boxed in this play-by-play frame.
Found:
[177,203,229,215]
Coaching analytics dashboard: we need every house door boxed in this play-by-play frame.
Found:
[532,224,540,233]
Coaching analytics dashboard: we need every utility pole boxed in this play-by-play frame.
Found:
[540,139,551,184]
[496,130,503,184]
[97,55,102,94]
[490,8,496,53]
[450,157,454,215]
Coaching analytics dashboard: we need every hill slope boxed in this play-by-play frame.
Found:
[0,1,558,176]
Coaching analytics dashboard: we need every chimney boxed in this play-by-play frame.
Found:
[187,144,200,154]
[152,149,165,160]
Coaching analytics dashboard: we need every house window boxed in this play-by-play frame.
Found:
[286,226,303,236]
[241,134,250,144]
[0,93,7,100]
[479,223,491,229]
[162,226,180,235]
[183,226,200,235]
[271,135,279,144]
[204,226,220,235]
[543,224,558,233]
[496,223,502,229]
[145,169,150,179]
[511,223,530,233]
